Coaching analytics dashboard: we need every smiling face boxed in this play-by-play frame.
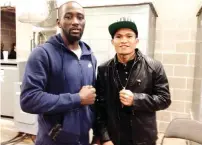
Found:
[112,28,139,55]
[57,2,85,43]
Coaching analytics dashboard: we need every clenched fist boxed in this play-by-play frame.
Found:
[79,85,96,105]
[119,89,134,106]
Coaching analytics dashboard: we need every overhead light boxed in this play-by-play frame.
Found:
[3,0,11,7]
[16,0,50,24]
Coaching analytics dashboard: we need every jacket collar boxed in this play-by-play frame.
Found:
[113,48,142,65]
[57,34,92,56]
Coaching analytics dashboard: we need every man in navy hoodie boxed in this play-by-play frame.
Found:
[20,1,97,145]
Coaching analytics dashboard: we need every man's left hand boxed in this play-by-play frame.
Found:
[119,89,134,106]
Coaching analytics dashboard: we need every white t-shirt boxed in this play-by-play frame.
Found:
[71,45,82,60]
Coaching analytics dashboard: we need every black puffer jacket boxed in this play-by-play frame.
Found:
[94,49,171,145]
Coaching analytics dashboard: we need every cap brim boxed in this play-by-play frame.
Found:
[108,21,138,37]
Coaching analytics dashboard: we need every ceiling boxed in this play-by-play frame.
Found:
[1,6,15,13]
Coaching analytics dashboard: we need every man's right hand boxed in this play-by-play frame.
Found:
[79,85,96,105]
[102,141,114,145]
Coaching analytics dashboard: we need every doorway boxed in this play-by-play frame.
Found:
[1,6,16,60]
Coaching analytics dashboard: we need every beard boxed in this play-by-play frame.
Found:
[61,28,83,44]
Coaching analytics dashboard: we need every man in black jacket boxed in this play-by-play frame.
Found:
[93,17,171,145]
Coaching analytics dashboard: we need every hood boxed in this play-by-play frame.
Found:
[46,33,92,55]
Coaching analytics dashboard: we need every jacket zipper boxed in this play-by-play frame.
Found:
[61,43,84,86]
[78,59,84,86]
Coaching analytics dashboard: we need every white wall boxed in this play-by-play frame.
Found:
[14,0,156,60]
[57,0,153,7]
[82,4,155,65]
[15,20,33,59]
[0,0,17,7]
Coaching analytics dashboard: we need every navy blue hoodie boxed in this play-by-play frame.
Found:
[20,34,97,145]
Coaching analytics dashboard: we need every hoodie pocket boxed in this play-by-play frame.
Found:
[55,108,80,144]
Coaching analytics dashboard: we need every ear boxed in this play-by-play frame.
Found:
[135,38,139,44]
[57,19,61,28]
[111,39,114,46]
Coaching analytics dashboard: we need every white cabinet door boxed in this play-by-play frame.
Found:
[14,82,38,135]
[0,66,18,117]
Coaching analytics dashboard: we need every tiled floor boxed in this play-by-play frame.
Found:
[0,117,187,145]
[156,134,187,145]
[0,118,34,145]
